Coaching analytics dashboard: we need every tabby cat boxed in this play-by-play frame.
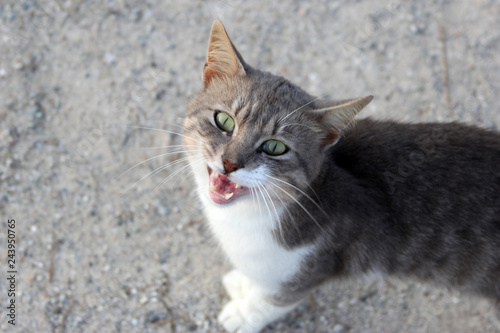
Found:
[183,20,500,333]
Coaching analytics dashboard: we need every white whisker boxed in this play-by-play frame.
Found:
[154,157,206,191]
[280,123,320,133]
[125,125,208,145]
[143,119,209,144]
[116,149,204,180]
[140,144,200,150]
[278,97,320,124]
[305,183,322,208]
[249,181,257,210]
[251,180,263,221]
[173,157,207,189]
[256,184,273,231]
[267,185,303,241]
[267,175,328,219]
[124,154,204,192]
[260,184,284,242]
[268,180,326,234]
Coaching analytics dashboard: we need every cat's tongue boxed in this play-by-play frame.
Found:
[209,171,247,204]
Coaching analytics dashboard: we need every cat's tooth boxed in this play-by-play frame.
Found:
[224,192,234,200]
[210,185,217,192]
[235,184,240,189]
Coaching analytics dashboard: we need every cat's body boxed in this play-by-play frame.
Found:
[183,20,500,332]
[280,119,500,301]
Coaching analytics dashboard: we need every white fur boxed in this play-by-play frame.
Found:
[219,270,291,333]
[189,158,313,332]
[222,270,254,300]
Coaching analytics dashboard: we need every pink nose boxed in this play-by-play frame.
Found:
[222,158,240,174]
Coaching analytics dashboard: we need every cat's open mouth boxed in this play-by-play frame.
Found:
[208,167,249,204]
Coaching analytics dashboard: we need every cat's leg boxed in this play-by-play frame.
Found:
[218,285,300,333]
[222,269,254,300]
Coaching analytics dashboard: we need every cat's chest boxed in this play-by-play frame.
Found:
[203,199,313,290]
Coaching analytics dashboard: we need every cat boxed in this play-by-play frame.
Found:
[182,19,500,333]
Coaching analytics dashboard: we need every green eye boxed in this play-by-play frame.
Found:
[262,139,287,156]
[215,112,235,132]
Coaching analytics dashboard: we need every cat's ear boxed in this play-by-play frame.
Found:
[202,19,247,88]
[313,95,373,146]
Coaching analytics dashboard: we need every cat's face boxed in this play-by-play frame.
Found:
[184,72,326,206]
[183,20,372,207]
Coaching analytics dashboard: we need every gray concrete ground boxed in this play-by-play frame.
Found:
[1,0,500,332]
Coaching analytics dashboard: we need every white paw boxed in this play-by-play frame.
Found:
[218,288,299,333]
[218,299,262,333]
[222,270,253,300]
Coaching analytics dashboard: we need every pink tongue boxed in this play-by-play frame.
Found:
[210,173,235,195]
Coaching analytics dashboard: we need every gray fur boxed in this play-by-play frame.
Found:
[278,119,500,308]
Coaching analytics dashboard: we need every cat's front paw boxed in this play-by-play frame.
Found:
[218,289,299,333]
[218,299,263,333]
[222,270,253,300]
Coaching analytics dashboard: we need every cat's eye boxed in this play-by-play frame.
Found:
[215,112,235,132]
[262,139,287,156]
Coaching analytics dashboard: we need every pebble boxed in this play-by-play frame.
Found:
[333,324,345,333]
[104,52,116,64]
[154,199,170,215]
[158,205,169,215]
[12,58,24,70]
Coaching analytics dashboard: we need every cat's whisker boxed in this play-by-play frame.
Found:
[259,184,281,222]
[141,119,209,144]
[174,156,207,186]
[116,149,205,180]
[140,144,200,150]
[269,184,310,239]
[124,154,205,193]
[153,157,206,192]
[251,180,263,221]
[268,180,327,235]
[305,183,322,208]
[256,184,274,233]
[266,185,293,242]
[278,97,321,124]
[124,125,208,145]
[249,181,257,211]
[267,175,328,219]
[260,183,284,242]
[280,123,320,133]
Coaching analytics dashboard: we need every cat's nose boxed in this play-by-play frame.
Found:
[222,158,240,174]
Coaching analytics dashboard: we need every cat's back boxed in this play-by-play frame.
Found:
[333,118,500,193]
[330,117,500,232]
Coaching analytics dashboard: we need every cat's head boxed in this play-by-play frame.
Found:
[184,20,372,207]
